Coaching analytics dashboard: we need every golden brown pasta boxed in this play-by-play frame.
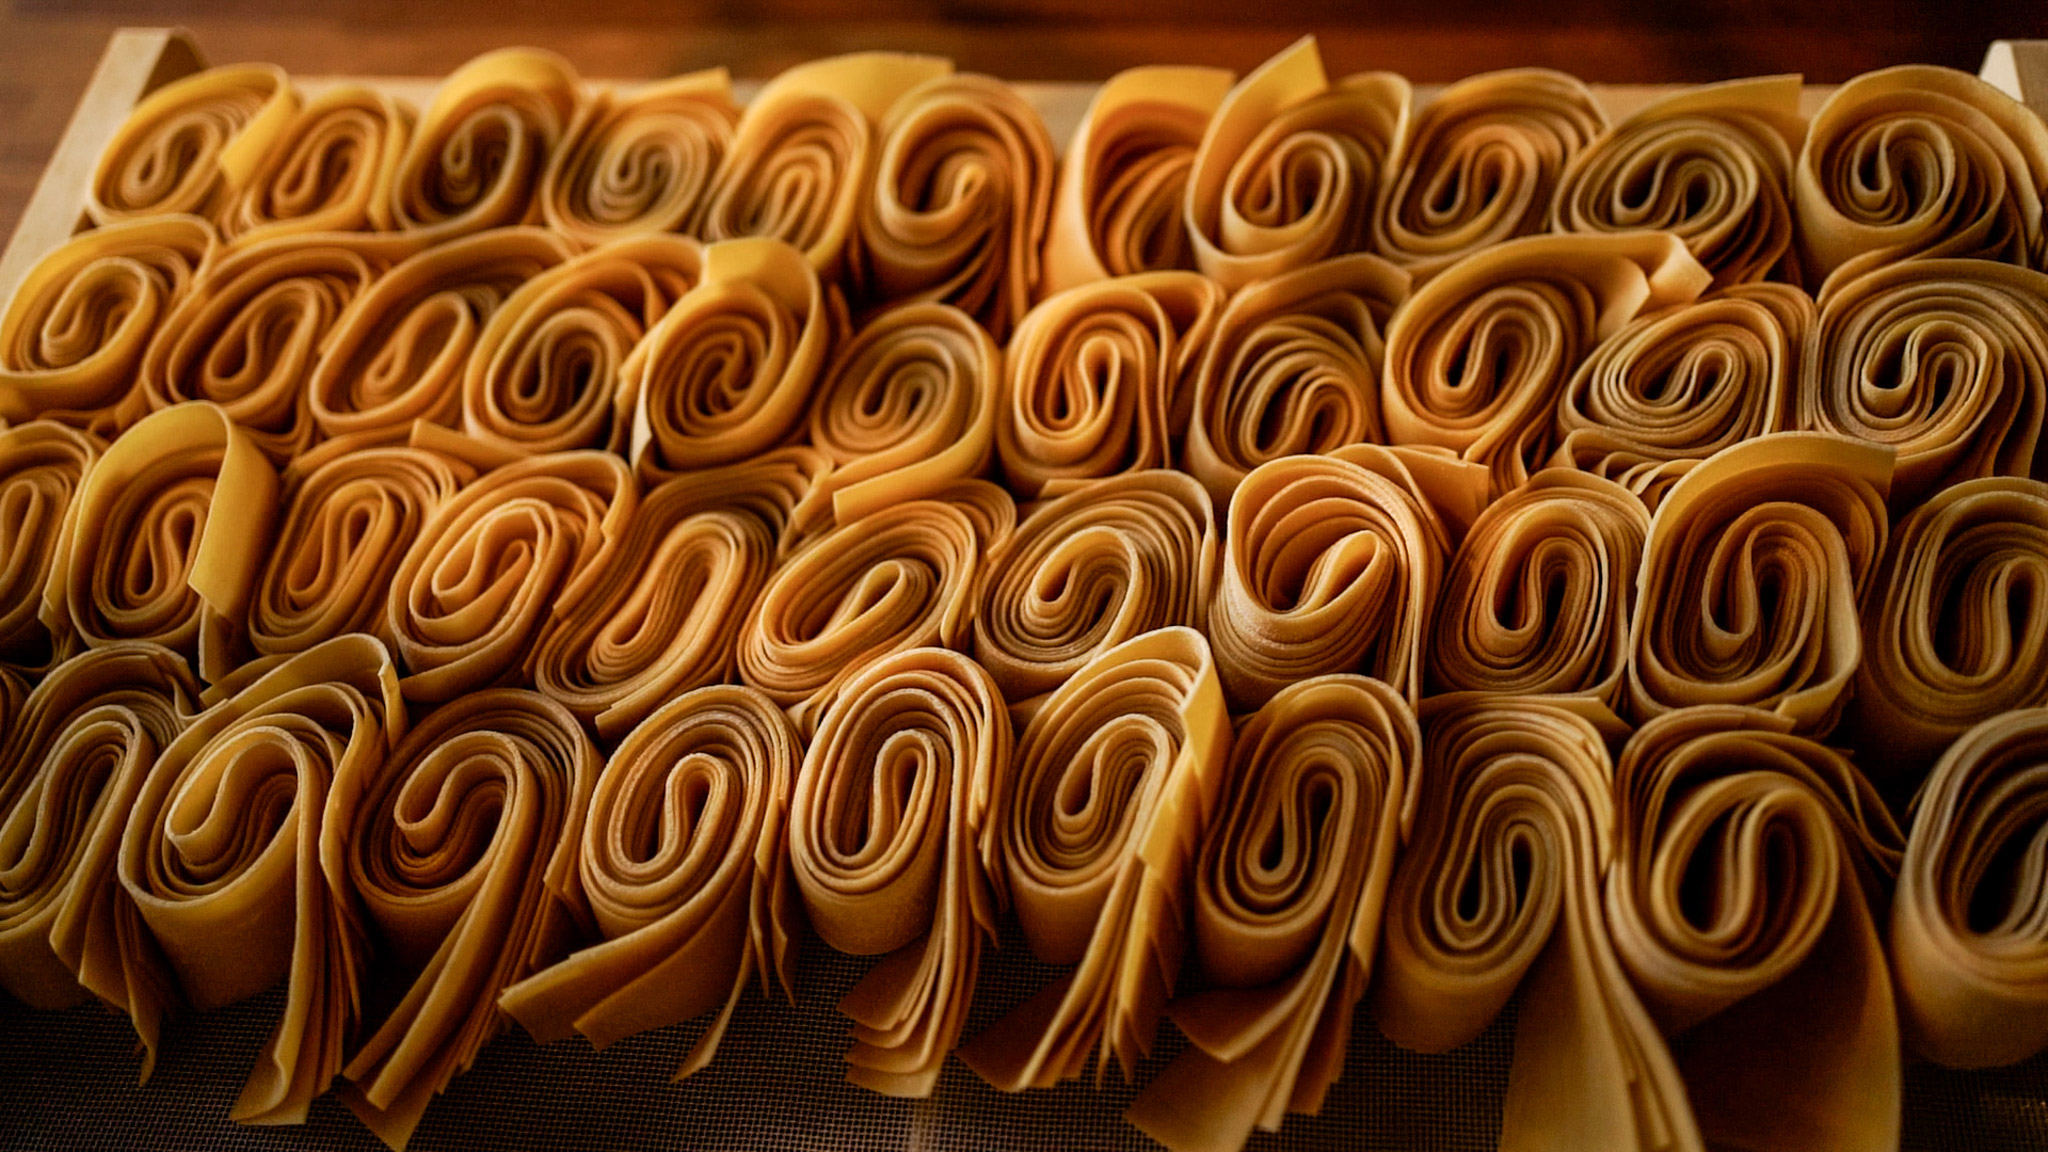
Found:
[462,233,703,456]
[790,647,1009,1096]
[386,48,581,244]
[140,233,390,463]
[1553,281,1810,510]
[1850,477,2048,775]
[621,237,832,482]
[116,635,403,1124]
[972,469,1216,703]
[1607,706,1904,1152]
[498,683,799,1080]
[699,53,953,280]
[219,84,413,244]
[250,444,475,658]
[1126,675,1416,1152]
[1373,68,1605,281]
[1208,444,1486,711]
[1374,694,1701,1152]
[308,227,575,442]
[53,401,276,682]
[959,626,1229,1091]
[88,63,296,225]
[0,421,100,670]
[0,643,198,1014]
[1796,65,2048,287]
[796,301,997,531]
[386,448,635,703]
[333,688,598,1150]
[0,216,217,429]
[1625,433,1893,735]
[1183,253,1410,504]
[540,69,738,244]
[1427,468,1648,702]
[530,448,827,741]
[856,73,1055,339]
[1801,258,2048,504]
[1043,65,1234,292]
[1892,709,2048,1068]
[997,270,1224,498]
[1552,75,1805,288]
[1381,231,1713,495]
[1184,36,1409,291]
[737,479,1012,733]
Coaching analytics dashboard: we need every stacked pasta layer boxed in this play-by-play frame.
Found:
[3,34,2047,1152]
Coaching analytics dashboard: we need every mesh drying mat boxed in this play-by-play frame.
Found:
[2,919,2045,1151]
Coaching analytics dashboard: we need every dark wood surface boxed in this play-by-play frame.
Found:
[1,0,2043,240]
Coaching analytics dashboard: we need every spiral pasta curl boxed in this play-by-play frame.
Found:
[0,643,197,1013]
[1209,444,1486,711]
[797,301,997,529]
[1374,694,1701,1152]
[219,84,412,244]
[699,53,952,280]
[1606,706,1904,1152]
[332,688,598,1150]
[1625,433,1893,735]
[1382,231,1713,495]
[540,69,738,244]
[1126,675,1417,1152]
[530,448,827,741]
[972,470,1215,703]
[499,684,799,1079]
[1796,64,2048,287]
[386,48,581,243]
[1427,468,1649,702]
[1892,710,2048,1069]
[1184,36,1409,291]
[1552,75,1805,287]
[463,233,703,456]
[1042,65,1234,292]
[622,237,832,482]
[116,636,403,1123]
[307,227,573,443]
[1850,477,2048,775]
[1373,68,1605,281]
[140,233,389,463]
[0,216,217,429]
[959,626,1230,1091]
[0,422,100,670]
[737,480,1012,733]
[250,444,475,658]
[1800,258,2048,504]
[383,448,633,704]
[997,270,1224,497]
[88,63,295,225]
[55,402,276,682]
[1553,281,1810,510]
[791,648,1010,1096]
[1183,253,1410,503]
[856,73,1055,340]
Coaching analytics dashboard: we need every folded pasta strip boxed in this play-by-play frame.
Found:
[333,688,599,1150]
[960,625,1229,1092]
[792,647,1009,1096]
[1374,693,1702,1152]
[499,683,799,1080]
[116,635,404,1124]
[1126,674,1417,1152]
